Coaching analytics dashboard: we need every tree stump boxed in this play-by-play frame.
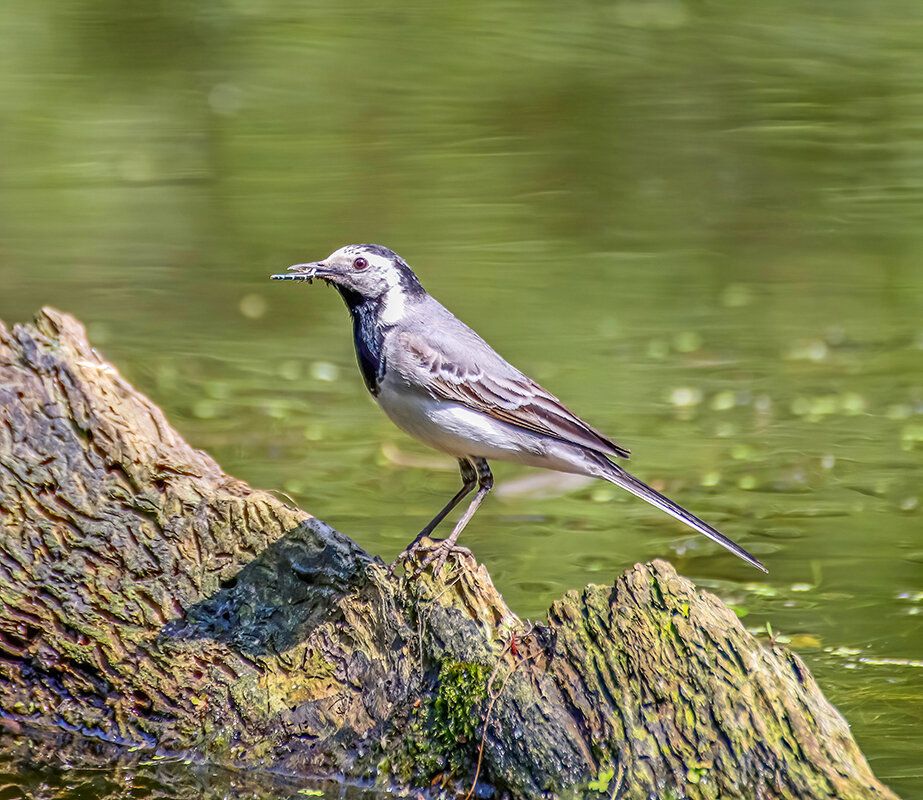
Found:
[0,308,899,799]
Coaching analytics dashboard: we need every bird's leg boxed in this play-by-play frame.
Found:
[417,458,478,541]
[414,458,493,577]
[388,459,477,575]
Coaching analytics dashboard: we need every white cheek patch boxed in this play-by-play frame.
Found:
[380,280,406,325]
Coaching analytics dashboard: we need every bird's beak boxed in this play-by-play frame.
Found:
[270,262,335,283]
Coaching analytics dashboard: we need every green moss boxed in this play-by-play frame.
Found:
[390,658,489,784]
[686,763,709,784]
[648,575,666,608]
[431,659,488,764]
[587,766,614,792]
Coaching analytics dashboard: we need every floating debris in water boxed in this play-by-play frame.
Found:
[700,471,721,487]
[260,397,293,419]
[670,386,702,407]
[788,634,821,648]
[590,485,617,503]
[786,339,829,361]
[825,646,862,657]
[791,393,868,421]
[310,361,339,382]
[744,583,778,597]
[239,293,268,319]
[858,657,923,668]
[732,444,756,461]
[710,390,736,411]
[840,393,866,415]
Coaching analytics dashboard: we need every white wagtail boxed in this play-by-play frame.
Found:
[271,244,766,574]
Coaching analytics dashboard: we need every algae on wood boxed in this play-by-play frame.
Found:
[0,309,899,799]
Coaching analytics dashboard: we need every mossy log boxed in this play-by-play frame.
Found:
[0,308,899,800]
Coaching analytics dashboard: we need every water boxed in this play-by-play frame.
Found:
[1,0,921,796]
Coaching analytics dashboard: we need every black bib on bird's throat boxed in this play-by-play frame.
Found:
[338,287,386,395]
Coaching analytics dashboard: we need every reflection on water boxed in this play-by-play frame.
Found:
[1,0,921,796]
[0,728,372,799]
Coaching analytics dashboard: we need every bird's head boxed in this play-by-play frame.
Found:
[272,244,423,309]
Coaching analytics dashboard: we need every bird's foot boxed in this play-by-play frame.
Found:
[388,535,473,579]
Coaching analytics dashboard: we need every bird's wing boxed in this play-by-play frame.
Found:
[396,328,630,459]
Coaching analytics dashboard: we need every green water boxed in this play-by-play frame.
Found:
[1,0,921,796]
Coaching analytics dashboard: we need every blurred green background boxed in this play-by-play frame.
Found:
[1,0,921,796]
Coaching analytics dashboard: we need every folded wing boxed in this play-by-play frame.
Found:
[398,331,630,460]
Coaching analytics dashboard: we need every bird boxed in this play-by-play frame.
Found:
[271,244,766,575]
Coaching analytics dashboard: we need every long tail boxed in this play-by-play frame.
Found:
[594,456,767,572]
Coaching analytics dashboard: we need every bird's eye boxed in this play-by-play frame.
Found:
[353,257,368,270]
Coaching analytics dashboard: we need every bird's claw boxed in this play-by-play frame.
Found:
[388,536,473,579]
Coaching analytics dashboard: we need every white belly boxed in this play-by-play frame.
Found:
[375,377,596,476]
[376,379,530,457]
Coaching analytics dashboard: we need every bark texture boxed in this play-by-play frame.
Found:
[0,308,899,800]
